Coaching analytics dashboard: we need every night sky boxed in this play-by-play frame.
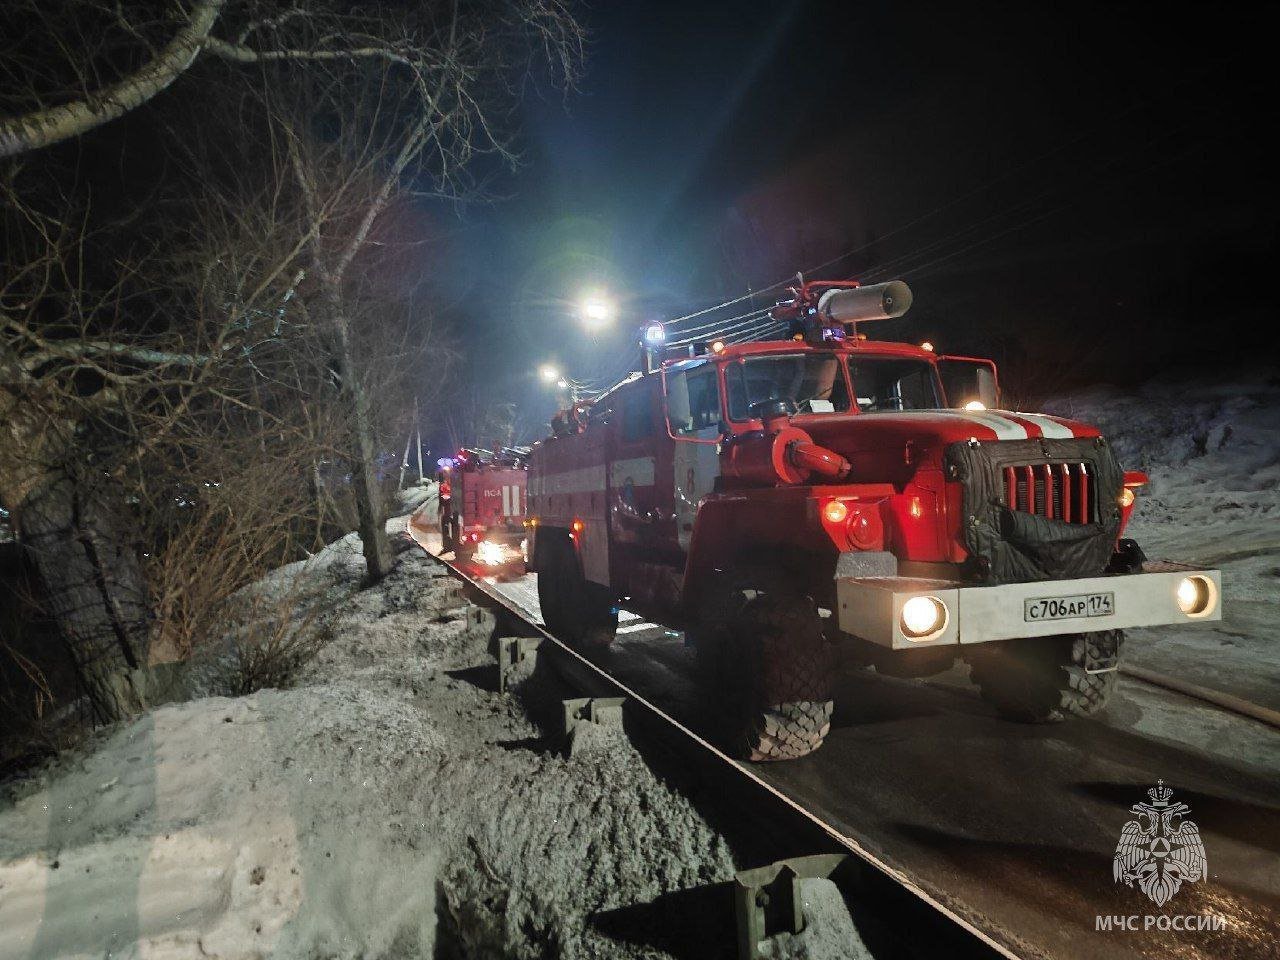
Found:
[428,0,1275,446]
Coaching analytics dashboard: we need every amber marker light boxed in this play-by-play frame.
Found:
[823,500,849,524]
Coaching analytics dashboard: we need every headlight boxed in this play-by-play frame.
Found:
[1118,487,1135,508]
[475,540,514,566]
[1176,575,1216,617]
[901,595,948,640]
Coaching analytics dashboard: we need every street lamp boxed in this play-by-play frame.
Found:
[580,293,615,330]
[538,363,582,403]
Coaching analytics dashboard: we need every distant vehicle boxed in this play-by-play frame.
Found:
[438,447,528,578]
[525,278,1222,760]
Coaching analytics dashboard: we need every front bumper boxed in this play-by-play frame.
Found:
[835,562,1222,649]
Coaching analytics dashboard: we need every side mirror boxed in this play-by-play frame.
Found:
[937,357,999,410]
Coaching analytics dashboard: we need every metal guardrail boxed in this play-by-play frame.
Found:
[432,550,1020,960]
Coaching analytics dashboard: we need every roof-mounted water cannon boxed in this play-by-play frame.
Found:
[771,277,914,344]
[818,280,913,324]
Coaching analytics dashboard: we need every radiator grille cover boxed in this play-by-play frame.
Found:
[945,437,1124,585]
[1004,461,1096,523]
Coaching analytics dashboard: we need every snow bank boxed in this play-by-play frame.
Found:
[1045,374,1280,708]
[1043,375,1280,595]
[0,541,736,959]
[394,481,436,519]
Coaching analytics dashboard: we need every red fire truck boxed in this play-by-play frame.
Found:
[526,279,1222,761]
[439,447,528,576]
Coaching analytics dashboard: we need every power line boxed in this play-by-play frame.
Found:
[862,119,1204,285]
[725,321,786,344]
[667,307,774,346]
[906,139,1210,283]
[563,82,1222,397]
[668,303,773,338]
[775,75,1220,286]
[661,75,1220,337]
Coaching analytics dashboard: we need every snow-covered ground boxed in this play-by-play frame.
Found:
[0,512,750,959]
[1044,375,1280,708]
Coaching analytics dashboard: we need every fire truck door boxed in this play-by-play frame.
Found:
[664,363,723,552]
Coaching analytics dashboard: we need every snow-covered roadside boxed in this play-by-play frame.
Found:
[0,511,748,960]
[1044,375,1280,709]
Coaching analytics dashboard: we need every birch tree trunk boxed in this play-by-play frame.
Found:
[322,282,392,580]
[14,464,152,722]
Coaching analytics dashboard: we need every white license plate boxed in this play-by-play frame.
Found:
[1024,592,1114,622]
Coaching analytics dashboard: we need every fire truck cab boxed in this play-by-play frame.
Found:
[439,448,528,576]
[527,280,1221,761]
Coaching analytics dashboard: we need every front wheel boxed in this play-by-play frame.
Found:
[966,630,1123,723]
[694,572,834,761]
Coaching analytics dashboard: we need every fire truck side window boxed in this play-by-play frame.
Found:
[847,358,940,412]
[665,364,721,436]
[621,386,656,441]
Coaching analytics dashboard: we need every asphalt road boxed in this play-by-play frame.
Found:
[412,528,1280,960]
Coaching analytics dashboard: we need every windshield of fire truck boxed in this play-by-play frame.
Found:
[846,357,940,411]
[725,353,850,420]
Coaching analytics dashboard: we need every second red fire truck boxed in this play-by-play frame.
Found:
[438,447,528,577]
[525,278,1222,761]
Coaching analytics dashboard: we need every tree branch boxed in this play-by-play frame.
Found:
[0,0,226,159]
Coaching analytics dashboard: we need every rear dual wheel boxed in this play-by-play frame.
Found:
[536,532,617,649]
[692,571,833,761]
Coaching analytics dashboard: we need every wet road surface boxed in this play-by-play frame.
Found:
[414,528,1280,960]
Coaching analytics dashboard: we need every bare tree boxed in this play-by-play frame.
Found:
[0,192,235,719]
[0,1,582,159]
[0,0,581,722]
[239,1,581,577]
